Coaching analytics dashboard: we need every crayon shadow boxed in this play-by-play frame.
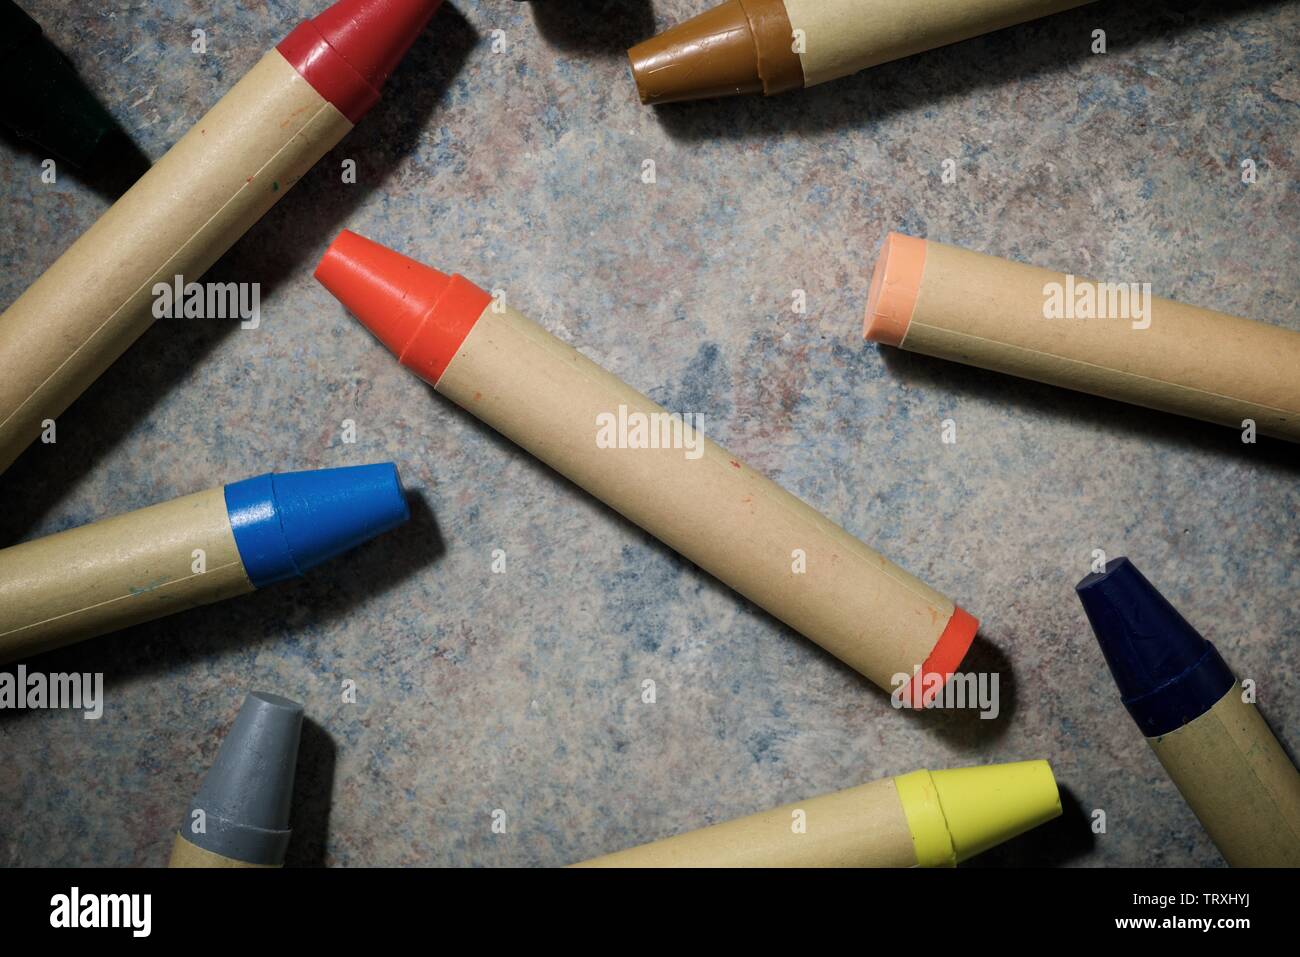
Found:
[652,0,1289,141]
[895,633,1018,748]
[963,783,1097,866]
[285,716,336,868]
[877,345,1300,476]
[528,0,655,55]
[0,125,151,204]
[0,491,446,704]
[0,6,479,543]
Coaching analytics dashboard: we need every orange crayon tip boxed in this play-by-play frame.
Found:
[315,230,491,386]
[911,605,979,707]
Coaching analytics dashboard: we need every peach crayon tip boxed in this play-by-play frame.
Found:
[864,231,928,347]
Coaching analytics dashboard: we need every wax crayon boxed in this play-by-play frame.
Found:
[1077,557,1300,866]
[315,230,979,696]
[0,0,145,175]
[573,760,1060,867]
[0,0,443,475]
[0,463,409,663]
[865,233,1300,441]
[628,0,1093,104]
[170,691,303,868]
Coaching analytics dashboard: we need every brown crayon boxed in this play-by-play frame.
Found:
[629,0,1093,105]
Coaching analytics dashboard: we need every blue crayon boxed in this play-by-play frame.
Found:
[0,463,409,662]
[1077,557,1300,866]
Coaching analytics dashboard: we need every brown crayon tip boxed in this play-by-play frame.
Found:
[628,0,803,105]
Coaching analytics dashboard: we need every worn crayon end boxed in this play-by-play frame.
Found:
[628,0,802,105]
[174,692,304,867]
[864,232,927,346]
[315,229,492,386]
[1076,557,1234,737]
[910,605,979,707]
[277,0,443,123]
[224,462,410,588]
[896,761,1061,866]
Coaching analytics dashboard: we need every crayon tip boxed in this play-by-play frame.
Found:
[277,0,442,123]
[224,462,410,588]
[931,761,1062,863]
[179,691,304,867]
[627,0,803,105]
[896,761,1062,866]
[1076,557,1234,737]
[311,0,442,88]
[629,1,762,105]
[908,605,979,707]
[315,229,491,385]
[863,232,926,346]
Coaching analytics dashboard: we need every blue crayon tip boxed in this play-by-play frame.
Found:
[1075,557,1234,738]
[224,463,410,588]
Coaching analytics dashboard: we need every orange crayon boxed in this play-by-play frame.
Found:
[314,230,979,696]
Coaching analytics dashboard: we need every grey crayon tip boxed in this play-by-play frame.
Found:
[181,690,304,866]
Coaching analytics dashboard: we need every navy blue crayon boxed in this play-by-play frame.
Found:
[1077,557,1300,866]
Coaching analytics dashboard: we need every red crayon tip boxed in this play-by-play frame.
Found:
[277,0,443,124]
[316,230,492,386]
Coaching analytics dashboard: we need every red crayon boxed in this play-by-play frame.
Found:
[0,0,442,474]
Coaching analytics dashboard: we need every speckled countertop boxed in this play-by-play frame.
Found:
[0,0,1297,868]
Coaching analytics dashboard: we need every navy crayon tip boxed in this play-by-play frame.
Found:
[183,691,303,866]
[224,463,410,588]
[1076,557,1234,738]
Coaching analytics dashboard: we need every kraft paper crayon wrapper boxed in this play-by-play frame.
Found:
[436,302,972,692]
[168,834,273,869]
[0,51,352,474]
[574,778,918,867]
[0,487,252,663]
[865,234,1300,440]
[1149,686,1300,867]
[784,0,1092,87]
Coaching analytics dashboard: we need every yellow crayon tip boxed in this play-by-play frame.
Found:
[895,761,1062,866]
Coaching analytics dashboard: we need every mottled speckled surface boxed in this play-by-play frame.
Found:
[1,0,1297,868]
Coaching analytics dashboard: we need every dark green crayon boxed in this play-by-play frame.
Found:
[0,0,144,176]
